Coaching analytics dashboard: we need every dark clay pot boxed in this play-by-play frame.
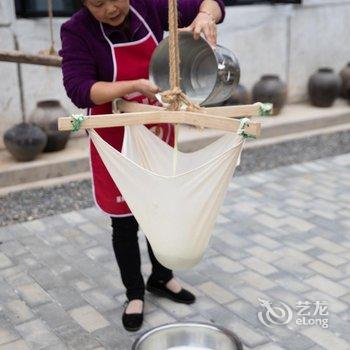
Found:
[340,62,350,98]
[346,81,350,104]
[252,75,287,115]
[223,84,251,106]
[308,68,341,107]
[4,122,47,161]
[28,100,70,152]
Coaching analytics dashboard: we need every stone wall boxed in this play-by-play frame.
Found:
[0,0,350,148]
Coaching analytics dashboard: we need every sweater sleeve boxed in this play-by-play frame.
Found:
[155,0,226,31]
[59,23,97,109]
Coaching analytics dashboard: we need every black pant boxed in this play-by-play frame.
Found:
[111,216,173,301]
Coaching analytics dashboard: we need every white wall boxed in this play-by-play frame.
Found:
[219,1,350,102]
[0,0,82,149]
[14,17,78,118]
[0,0,21,148]
[1,0,350,148]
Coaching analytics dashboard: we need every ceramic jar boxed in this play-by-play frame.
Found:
[4,123,47,161]
[308,68,341,107]
[28,100,70,152]
[223,84,250,106]
[340,62,350,99]
[252,75,287,115]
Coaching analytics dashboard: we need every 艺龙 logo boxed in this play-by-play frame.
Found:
[257,298,293,328]
[257,298,329,328]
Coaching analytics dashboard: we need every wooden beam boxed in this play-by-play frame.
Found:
[205,104,263,118]
[116,100,163,112]
[58,110,261,137]
[0,50,62,67]
[116,100,264,119]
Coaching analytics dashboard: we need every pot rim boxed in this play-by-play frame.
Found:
[36,99,62,107]
[261,74,280,80]
[318,67,334,73]
[132,321,243,350]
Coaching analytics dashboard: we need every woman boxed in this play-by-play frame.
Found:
[59,0,225,332]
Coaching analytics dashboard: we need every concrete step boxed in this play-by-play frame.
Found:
[0,100,349,193]
[237,122,350,175]
[179,99,350,151]
[0,171,90,197]
[0,136,89,188]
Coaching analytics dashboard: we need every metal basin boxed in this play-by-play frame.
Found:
[149,32,240,106]
[132,322,243,350]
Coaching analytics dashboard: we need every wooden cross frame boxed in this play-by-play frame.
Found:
[0,50,268,138]
[58,99,269,137]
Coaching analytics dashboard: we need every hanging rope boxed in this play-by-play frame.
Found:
[48,0,56,55]
[168,0,180,91]
[39,0,57,55]
[161,0,204,175]
[160,0,201,112]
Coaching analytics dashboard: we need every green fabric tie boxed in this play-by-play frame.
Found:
[259,103,273,117]
[71,114,85,132]
[237,117,256,139]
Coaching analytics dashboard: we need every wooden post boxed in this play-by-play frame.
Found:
[0,50,61,67]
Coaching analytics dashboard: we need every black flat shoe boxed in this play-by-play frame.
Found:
[122,300,144,332]
[146,277,196,304]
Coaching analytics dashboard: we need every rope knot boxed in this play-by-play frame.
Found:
[159,88,202,112]
[160,87,182,109]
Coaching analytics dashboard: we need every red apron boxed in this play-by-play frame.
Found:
[89,6,174,217]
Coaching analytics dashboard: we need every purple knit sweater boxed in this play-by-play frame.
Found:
[59,0,225,109]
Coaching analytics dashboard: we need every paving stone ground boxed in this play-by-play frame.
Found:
[0,153,349,350]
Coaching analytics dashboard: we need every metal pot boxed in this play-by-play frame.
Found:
[149,32,240,106]
[132,322,243,350]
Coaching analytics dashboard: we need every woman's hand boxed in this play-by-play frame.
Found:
[180,12,217,47]
[90,79,160,106]
[134,79,160,100]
